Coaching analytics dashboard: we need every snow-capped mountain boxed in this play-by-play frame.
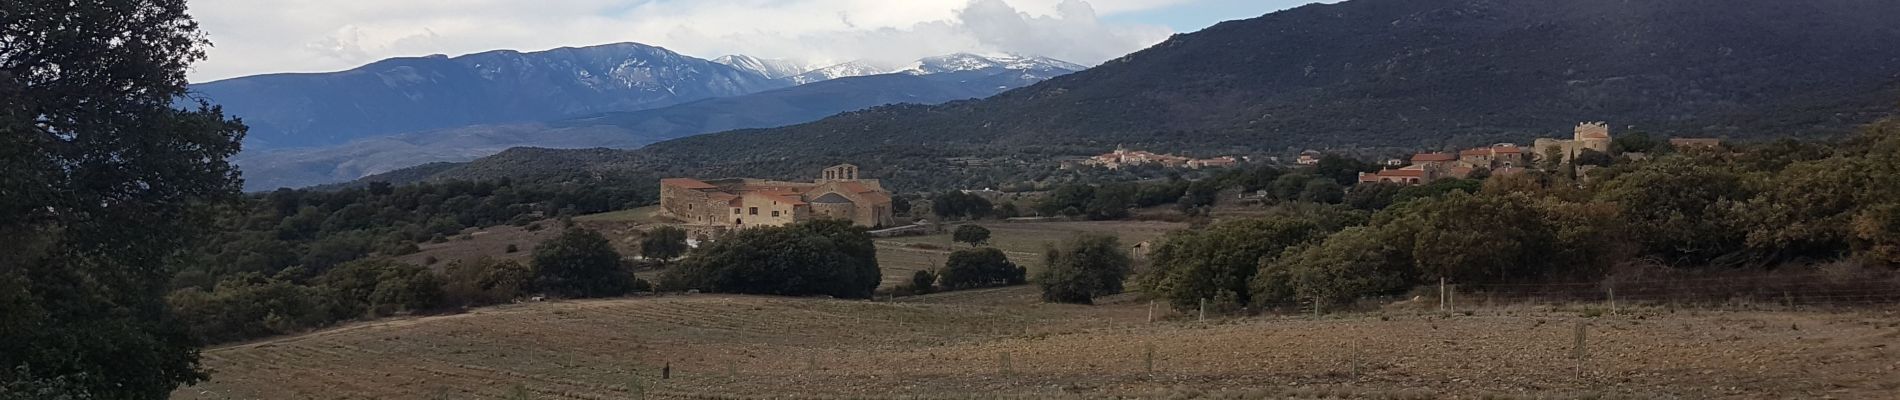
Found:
[194,42,787,150]
[784,53,1086,84]
[786,60,902,85]
[712,55,818,80]
[901,53,1088,78]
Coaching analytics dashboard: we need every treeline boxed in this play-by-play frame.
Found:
[930,154,1381,221]
[167,180,649,344]
[169,228,651,344]
[1142,119,1900,312]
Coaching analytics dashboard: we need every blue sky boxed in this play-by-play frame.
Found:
[188,0,1329,82]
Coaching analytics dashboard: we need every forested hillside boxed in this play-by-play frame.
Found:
[365,0,1900,192]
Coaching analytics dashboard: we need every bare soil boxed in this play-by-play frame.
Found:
[175,286,1900,399]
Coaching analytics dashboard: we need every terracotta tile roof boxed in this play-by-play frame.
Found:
[662,178,718,190]
[1381,169,1427,177]
[1460,149,1492,156]
[1412,152,1457,162]
[1493,146,1524,154]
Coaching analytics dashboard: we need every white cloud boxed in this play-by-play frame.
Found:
[187,0,1181,82]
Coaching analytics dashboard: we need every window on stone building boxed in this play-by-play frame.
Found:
[749,207,759,215]
[771,211,780,217]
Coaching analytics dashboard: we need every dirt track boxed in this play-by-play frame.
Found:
[174,286,1900,399]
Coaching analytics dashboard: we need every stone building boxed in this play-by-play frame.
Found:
[1533,122,1613,164]
[659,164,897,234]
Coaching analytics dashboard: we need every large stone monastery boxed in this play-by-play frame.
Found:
[659,164,897,233]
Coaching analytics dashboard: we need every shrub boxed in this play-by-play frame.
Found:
[1260,227,1416,307]
[505,243,520,253]
[939,248,1026,290]
[1139,217,1326,311]
[316,259,443,318]
[1038,234,1132,304]
[660,220,880,298]
[440,258,535,307]
[910,270,938,293]
[640,226,690,261]
[953,225,992,247]
[533,228,635,298]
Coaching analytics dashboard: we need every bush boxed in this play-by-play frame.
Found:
[953,225,992,247]
[1259,227,1415,307]
[316,259,443,318]
[440,258,535,307]
[1139,217,1326,311]
[505,243,520,253]
[1038,234,1132,304]
[533,228,636,298]
[910,270,938,293]
[167,275,336,344]
[640,226,690,261]
[660,220,881,298]
[939,248,1026,290]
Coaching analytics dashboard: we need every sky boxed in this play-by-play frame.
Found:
[187,0,1329,83]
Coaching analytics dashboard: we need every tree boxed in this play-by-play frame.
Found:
[1610,131,1662,155]
[440,258,535,308]
[1298,179,1345,204]
[1038,234,1132,304]
[908,270,938,294]
[1574,148,1614,167]
[315,259,442,318]
[953,225,992,247]
[1261,227,1415,307]
[533,228,635,298]
[3,1,246,396]
[939,248,1026,290]
[1139,217,1325,311]
[640,226,690,261]
[661,220,880,298]
[1595,159,1753,264]
[932,191,993,221]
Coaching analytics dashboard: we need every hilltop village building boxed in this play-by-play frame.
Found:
[660,164,897,234]
[1532,122,1613,164]
[1359,122,1636,184]
[1084,146,1238,170]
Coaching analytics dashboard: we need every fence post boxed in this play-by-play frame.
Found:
[999,352,1012,376]
[1607,277,1617,316]
[1147,300,1155,324]
[1198,298,1207,322]
[1573,321,1588,379]
[1143,343,1155,374]
[1438,277,1447,313]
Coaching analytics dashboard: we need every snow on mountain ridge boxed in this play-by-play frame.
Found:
[784,53,1085,84]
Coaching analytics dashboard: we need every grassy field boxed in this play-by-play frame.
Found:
[175,287,1900,399]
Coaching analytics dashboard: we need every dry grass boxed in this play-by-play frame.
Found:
[875,220,1184,288]
[176,287,1900,400]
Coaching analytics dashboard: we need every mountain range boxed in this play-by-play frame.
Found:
[227,53,1083,190]
[358,0,1900,193]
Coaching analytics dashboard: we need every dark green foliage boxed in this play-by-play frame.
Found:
[1595,159,1754,265]
[440,258,534,308]
[1262,227,1415,307]
[1611,132,1664,155]
[908,270,938,294]
[533,228,636,298]
[932,191,993,220]
[661,220,880,298]
[2,0,244,396]
[1312,155,1381,186]
[1299,180,1346,204]
[505,244,520,253]
[1038,235,1133,304]
[1140,217,1329,311]
[939,248,1027,290]
[640,226,690,261]
[316,259,443,318]
[1574,149,1614,167]
[1392,178,1483,205]
[953,225,992,247]
[1344,183,1406,210]
[166,276,336,345]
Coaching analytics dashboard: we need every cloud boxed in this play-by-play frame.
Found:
[187,0,1182,82]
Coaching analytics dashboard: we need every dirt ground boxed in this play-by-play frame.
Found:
[175,286,1900,400]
